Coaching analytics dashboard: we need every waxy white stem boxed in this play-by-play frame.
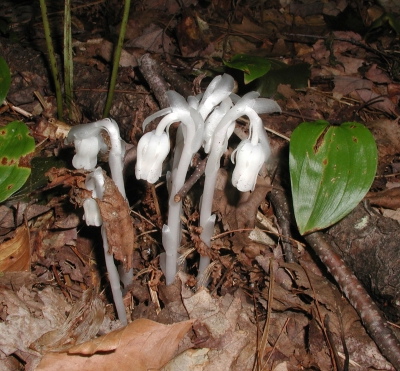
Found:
[102,227,127,325]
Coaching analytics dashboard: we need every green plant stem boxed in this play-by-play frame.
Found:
[39,0,63,120]
[63,0,73,119]
[102,0,131,118]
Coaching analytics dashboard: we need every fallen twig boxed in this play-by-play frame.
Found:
[305,231,400,369]
[138,54,170,109]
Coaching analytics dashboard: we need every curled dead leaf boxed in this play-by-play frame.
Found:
[0,224,30,271]
[35,319,194,371]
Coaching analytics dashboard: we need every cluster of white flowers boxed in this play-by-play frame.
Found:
[67,75,281,294]
[135,74,281,284]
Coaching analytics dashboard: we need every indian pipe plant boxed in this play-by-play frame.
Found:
[66,118,131,325]
[65,74,400,368]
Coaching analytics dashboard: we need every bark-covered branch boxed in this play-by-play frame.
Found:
[305,231,400,369]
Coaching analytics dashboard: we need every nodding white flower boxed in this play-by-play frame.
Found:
[82,198,102,226]
[66,118,126,199]
[231,139,265,192]
[72,136,104,170]
[135,130,170,183]
[198,74,234,119]
[85,167,105,199]
[82,167,105,227]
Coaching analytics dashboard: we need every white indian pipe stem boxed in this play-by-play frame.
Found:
[101,226,127,325]
[198,163,219,278]
[93,119,126,200]
[163,122,196,285]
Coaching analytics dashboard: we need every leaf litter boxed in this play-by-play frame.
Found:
[1,0,400,370]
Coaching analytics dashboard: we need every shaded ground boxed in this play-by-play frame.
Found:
[1,0,400,370]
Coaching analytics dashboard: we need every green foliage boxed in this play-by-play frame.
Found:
[6,156,66,203]
[367,12,400,36]
[103,0,131,118]
[0,121,35,203]
[223,55,310,96]
[289,120,377,235]
[39,0,63,120]
[223,54,271,84]
[253,60,310,98]
[63,0,74,119]
[0,56,11,104]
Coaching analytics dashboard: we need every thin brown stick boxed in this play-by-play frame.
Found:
[281,33,398,61]
[268,188,297,263]
[324,315,340,371]
[74,88,148,94]
[262,318,290,371]
[259,258,274,370]
[174,156,208,202]
[301,263,337,370]
[150,184,161,219]
[211,227,305,247]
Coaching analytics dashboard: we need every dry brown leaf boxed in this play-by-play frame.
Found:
[73,38,138,68]
[366,119,400,174]
[354,88,397,115]
[366,187,400,209]
[0,224,30,271]
[365,64,391,84]
[30,289,105,353]
[94,170,135,271]
[127,24,175,55]
[0,285,69,366]
[333,76,374,96]
[35,318,194,371]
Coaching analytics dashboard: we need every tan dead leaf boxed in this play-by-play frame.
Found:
[0,224,30,271]
[354,89,397,115]
[129,24,174,54]
[35,319,194,371]
[30,289,105,353]
[333,76,373,96]
[365,64,391,84]
[226,16,272,38]
[0,285,68,360]
[381,207,400,223]
[73,38,138,68]
[365,119,400,175]
[160,348,210,371]
[95,171,135,271]
[366,187,400,209]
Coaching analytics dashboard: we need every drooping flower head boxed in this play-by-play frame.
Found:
[135,130,170,183]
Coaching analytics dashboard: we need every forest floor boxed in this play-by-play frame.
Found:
[1,0,400,370]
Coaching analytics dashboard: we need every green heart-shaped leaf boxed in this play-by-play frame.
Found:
[0,121,35,203]
[223,54,271,84]
[289,120,377,235]
[0,56,11,104]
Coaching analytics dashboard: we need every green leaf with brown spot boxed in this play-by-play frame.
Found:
[0,121,35,203]
[0,56,10,104]
[289,120,377,235]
